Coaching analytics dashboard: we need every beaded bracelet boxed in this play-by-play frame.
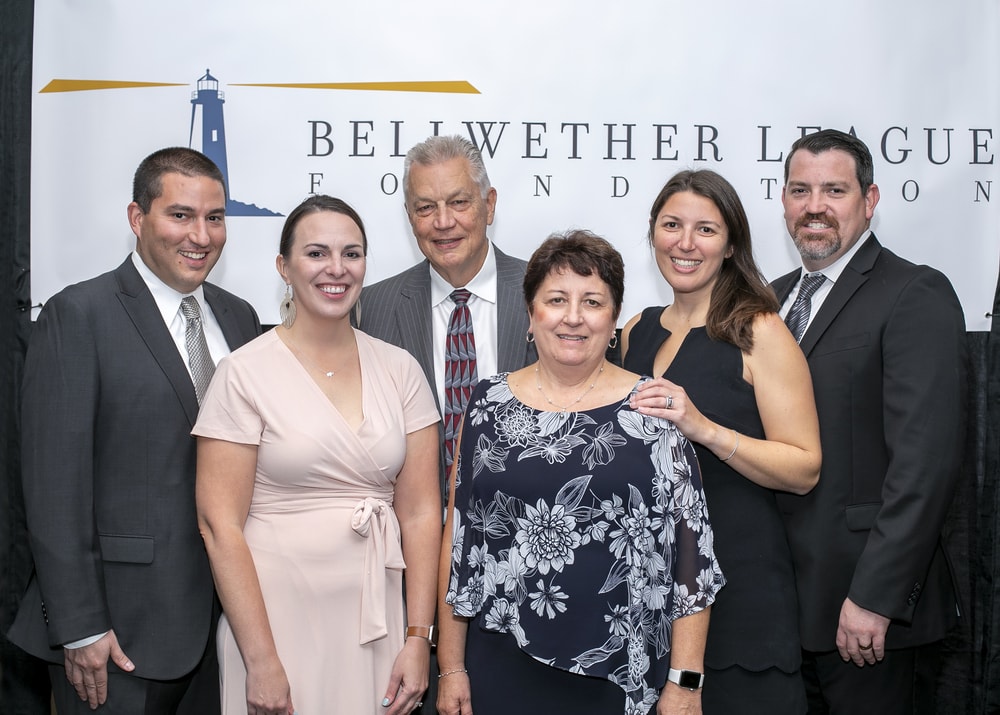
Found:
[438,668,468,679]
[721,430,740,462]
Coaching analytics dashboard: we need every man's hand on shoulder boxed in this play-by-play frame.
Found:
[63,629,134,708]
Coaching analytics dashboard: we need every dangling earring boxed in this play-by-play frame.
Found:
[608,333,619,349]
[280,284,296,329]
[526,330,535,343]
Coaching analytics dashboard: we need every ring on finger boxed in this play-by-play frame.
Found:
[859,642,873,650]
[666,395,674,409]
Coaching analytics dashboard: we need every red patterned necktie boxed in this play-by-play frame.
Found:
[444,289,477,468]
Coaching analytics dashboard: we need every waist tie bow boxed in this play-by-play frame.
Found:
[351,497,406,644]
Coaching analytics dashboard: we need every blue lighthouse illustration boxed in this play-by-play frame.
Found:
[188,69,279,216]
[190,69,231,199]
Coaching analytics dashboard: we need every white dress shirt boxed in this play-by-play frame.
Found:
[779,230,872,335]
[429,242,500,411]
[131,251,230,380]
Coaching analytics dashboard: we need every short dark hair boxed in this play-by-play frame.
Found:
[279,195,368,258]
[132,147,225,213]
[523,230,625,319]
[648,169,777,351]
[784,129,874,193]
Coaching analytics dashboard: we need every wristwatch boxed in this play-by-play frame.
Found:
[405,625,437,647]
[667,668,704,691]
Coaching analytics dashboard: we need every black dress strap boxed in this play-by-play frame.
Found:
[623,306,667,373]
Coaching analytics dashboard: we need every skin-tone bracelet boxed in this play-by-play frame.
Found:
[438,668,468,679]
[721,429,740,462]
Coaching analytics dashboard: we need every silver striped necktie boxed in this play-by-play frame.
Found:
[180,296,216,404]
[784,273,826,343]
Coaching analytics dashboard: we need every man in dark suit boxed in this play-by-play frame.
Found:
[357,135,534,715]
[358,134,535,493]
[8,147,261,714]
[772,129,966,714]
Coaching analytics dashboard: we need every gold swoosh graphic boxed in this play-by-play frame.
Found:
[229,81,480,94]
[40,79,187,93]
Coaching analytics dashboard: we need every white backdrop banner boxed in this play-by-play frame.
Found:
[31,1,999,330]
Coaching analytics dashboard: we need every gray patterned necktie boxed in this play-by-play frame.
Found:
[784,273,826,343]
[180,296,216,404]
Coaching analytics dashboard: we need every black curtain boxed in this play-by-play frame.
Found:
[935,329,994,712]
[1,4,997,713]
[1,1,51,713]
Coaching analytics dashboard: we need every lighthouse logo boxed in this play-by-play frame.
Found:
[189,69,280,216]
[39,69,281,216]
[40,68,480,217]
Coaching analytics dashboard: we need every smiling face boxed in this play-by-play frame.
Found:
[651,190,733,301]
[276,210,366,325]
[529,267,617,370]
[128,172,227,294]
[405,156,497,288]
[782,149,880,271]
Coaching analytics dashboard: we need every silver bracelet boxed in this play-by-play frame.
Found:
[721,430,740,462]
[438,668,468,679]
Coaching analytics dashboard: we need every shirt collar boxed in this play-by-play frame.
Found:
[800,229,871,284]
[429,241,498,307]
[131,251,208,324]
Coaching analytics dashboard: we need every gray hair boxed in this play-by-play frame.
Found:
[402,135,492,204]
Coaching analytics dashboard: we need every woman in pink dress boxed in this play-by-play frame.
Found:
[194,195,442,715]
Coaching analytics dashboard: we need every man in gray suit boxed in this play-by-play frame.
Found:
[359,134,535,495]
[8,147,261,714]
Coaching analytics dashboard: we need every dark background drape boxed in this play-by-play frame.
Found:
[1,3,997,713]
[2,2,51,714]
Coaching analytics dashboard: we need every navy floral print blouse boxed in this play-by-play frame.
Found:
[446,374,725,715]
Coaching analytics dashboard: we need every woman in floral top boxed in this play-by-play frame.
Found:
[436,231,724,715]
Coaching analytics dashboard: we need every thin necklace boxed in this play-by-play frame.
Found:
[535,363,604,413]
[284,334,337,378]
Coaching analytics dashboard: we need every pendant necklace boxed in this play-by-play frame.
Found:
[535,363,604,413]
[285,335,336,378]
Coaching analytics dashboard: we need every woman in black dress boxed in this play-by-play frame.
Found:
[622,170,821,714]
[437,231,725,715]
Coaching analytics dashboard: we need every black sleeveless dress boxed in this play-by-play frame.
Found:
[624,307,805,714]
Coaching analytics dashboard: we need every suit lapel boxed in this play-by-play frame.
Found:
[204,282,247,350]
[495,248,530,371]
[114,259,201,424]
[397,264,436,388]
[772,270,800,306]
[387,249,530,401]
[798,235,881,356]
